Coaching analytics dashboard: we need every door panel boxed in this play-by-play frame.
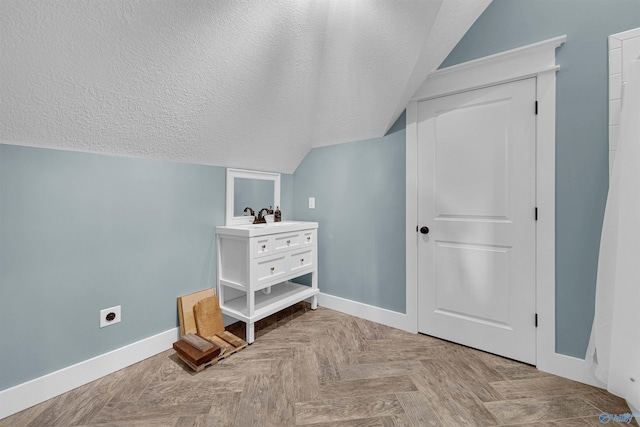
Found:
[417,78,537,364]
[435,242,511,327]
[434,99,510,219]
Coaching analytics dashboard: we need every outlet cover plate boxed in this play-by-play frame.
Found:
[309,197,315,209]
[100,305,121,328]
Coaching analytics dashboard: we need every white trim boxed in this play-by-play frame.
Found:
[533,65,562,376]
[405,101,419,335]
[412,35,566,101]
[225,168,281,226]
[538,353,605,388]
[317,293,411,332]
[0,328,179,420]
[406,35,603,387]
[610,27,640,41]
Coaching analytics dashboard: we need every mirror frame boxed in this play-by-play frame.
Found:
[226,168,281,225]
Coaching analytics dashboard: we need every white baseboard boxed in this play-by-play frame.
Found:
[317,292,410,332]
[537,352,605,389]
[0,328,179,420]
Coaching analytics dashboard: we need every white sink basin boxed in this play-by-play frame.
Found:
[247,222,296,228]
[217,221,315,237]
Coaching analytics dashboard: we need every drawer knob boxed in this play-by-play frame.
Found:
[307,236,311,241]
[262,244,266,249]
[301,258,304,262]
[270,267,275,271]
[287,240,291,244]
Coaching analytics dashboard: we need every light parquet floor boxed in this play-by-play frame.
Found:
[2,303,636,427]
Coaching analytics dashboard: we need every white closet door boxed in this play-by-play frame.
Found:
[417,78,537,364]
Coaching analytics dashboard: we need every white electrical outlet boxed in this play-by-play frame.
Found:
[100,305,121,328]
[309,197,315,209]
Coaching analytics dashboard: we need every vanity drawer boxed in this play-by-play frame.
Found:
[301,230,316,247]
[289,248,314,274]
[255,255,288,284]
[273,232,301,253]
[253,236,272,258]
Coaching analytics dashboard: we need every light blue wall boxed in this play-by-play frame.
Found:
[280,173,294,221]
[0,144,292,390]
[441,0,640,358]
[292,113,406,313]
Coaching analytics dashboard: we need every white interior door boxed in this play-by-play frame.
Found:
[417,78,537,364]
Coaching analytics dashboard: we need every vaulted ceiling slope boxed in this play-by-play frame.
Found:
[0,0,490,173]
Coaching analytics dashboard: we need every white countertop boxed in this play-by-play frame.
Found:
[216,221,318,237]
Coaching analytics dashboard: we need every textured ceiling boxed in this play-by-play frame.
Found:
[0,0,490,173]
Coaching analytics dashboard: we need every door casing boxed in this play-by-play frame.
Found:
[406,36,571,377]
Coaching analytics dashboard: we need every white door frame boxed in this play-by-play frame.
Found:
[405,35,600,387]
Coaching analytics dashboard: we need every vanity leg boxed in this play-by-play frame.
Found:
[246,321,255,344]
[311,269,318,310]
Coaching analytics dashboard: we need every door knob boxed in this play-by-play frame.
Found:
[420,226,429,234]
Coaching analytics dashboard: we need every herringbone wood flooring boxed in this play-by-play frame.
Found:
[2,303,636,426]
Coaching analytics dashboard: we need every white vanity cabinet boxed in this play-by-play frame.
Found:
[216,221,319,343]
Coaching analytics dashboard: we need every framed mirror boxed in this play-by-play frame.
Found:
[226,168,281,225]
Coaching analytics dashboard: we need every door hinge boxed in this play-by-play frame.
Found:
[535,313,538,327]
[416,225,418,232]
[535,207,538,221]
[535,101,538,115]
